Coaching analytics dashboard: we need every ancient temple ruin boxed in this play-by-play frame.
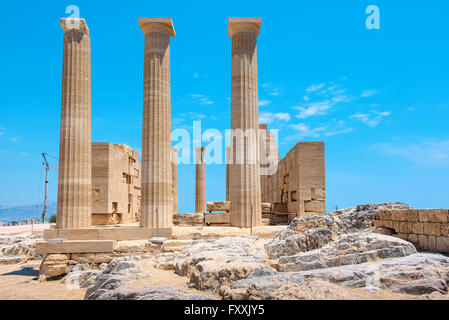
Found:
[41,16,326,251]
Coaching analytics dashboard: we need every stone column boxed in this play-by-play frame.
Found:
[171,147,178,214]
[56,18,92,229]
[195,146,206,213]
[225,146,231,201]
[138,18,175,229]
[228,18,262,228]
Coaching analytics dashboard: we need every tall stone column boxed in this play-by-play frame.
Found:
[195,147,206,213]
[56,18,92,229]
[138,18,175,229]
[171,147,178,214]
[228,18,262,228]
[225,146,231,201]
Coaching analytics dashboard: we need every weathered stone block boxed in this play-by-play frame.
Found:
[412,222,424,235]
[70,253,114,264]
[391,211,404,221]
[428,236,437,252]
[418,212,429,223]
[441,223,449,237]
[405,210,419,222]
[378,210,392,221]
[397,233,408,241]
[408,233,418,245]
[392,221,401,233]
[399,222,413,234]
[418,235,428,250]
[436,237,449,253]
[423,223,441,236]
[428,211,449,223]
[304,200,325,213]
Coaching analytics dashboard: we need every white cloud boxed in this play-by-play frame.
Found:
[306,83,325,92]
[260,112,291,124]
[10,137,19,143]
[190,94,214,105]
[360,90,378,98]
[192,72,208,79]
[350,111,390,127]
[20,152,29,156]
[373,139,449,167]
[288,123,327,139]
[259,100,271,107]
[293,100,333,119]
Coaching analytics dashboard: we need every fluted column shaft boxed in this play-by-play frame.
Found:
[225,146,231,201]
[195,147,206,213]
[56,18,92,229]
[171,147,178,214]
[139,19,175,229]
[229,18,262,228]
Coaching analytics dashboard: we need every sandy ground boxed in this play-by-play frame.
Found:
[0,257,448,300]
[0,224,51,235]
[0,260,85,300]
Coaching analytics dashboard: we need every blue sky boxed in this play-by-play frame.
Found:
[1,0,448,214]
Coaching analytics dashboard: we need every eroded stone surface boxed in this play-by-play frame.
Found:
[173,237,268,291]
[266,202,412,259]
[277,233,417,272]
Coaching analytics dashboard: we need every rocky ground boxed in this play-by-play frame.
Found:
[1,202,449,300]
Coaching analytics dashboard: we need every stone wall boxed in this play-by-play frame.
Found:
[260,134,326,221]
[374,209,449,253]
[92,143,141,225]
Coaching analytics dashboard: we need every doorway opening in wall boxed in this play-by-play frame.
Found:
[112,202,118,214]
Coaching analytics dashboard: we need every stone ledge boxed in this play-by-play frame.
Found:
[35,240,115,255]
[44,227,172,241]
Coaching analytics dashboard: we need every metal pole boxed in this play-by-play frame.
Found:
[42,166,49,223]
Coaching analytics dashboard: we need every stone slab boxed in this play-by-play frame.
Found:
[205,212,230,225]
[35,240,115,255]
[44,227,172,241]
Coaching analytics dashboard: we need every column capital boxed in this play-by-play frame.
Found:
[228,17,261,37]
[60,18,89,34]
[172,147,179,152]
[138,18,175,37]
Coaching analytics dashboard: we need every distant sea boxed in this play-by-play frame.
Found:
[0,201,57,223]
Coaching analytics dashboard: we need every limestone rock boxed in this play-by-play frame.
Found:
[174,237,268,291]
[300,253,449,295]
[84,256,150,300]
[92,286,216,300]
[39,253,70,279]
[154,252,177,270]
[265,228,334,259]
[277,233,417,272]
[0,234,44,262]
[266,202,412,259]
[161,240,194,252]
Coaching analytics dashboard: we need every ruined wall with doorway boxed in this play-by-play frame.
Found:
[92,143,141,225]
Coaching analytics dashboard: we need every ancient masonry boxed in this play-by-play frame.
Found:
[139,18,175,229]
[56,18,92,229]
[375,209,449,253]
[91,143,141,225]
[260,128,326,221]
[195,147,206,213]
[171,147,179,214]
[229,17,262,228]
[225,146,231,201]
